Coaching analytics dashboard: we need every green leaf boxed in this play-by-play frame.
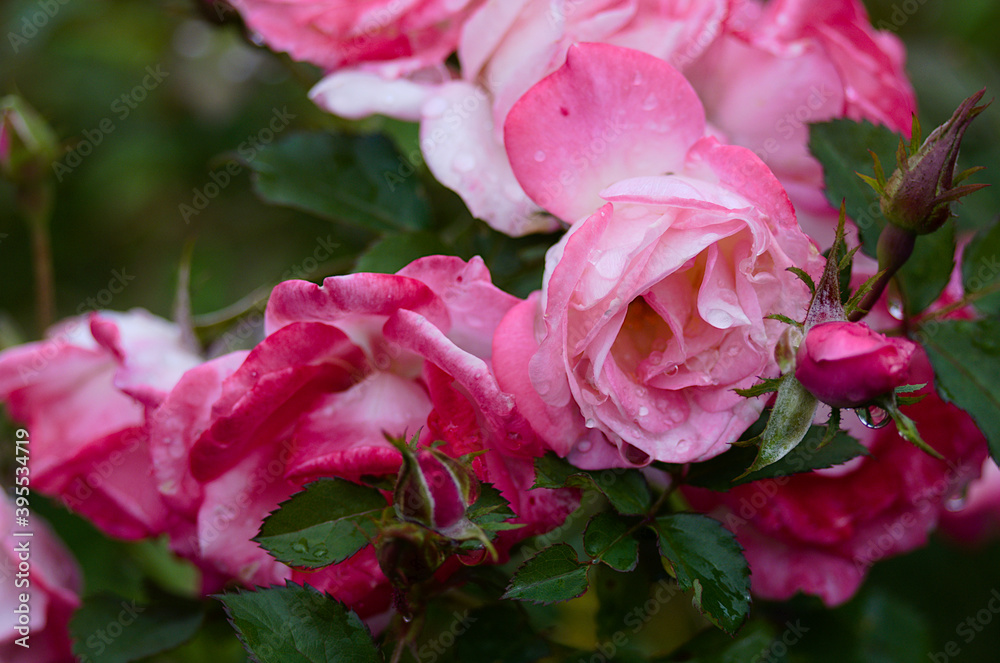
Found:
[247,132,430,232]
[809,119,899,256]
[740,377,819,477]
[502,544,590,605]
[533,453,652,515]
[583,511,640,572]
[676,425,868,491]
[896,221,956,317]
[255,478,387,569]
[353,230,453,274]
[920,318,1000,464]
[466,483,523,536]
[217,583,381,663]
[71,593,204,663]
[734,375,786,398]
[651,514,751,634]
[962,219,1000,314]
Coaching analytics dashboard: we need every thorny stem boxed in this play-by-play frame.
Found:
[20,182,55,334]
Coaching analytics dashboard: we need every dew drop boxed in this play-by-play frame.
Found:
[665,364,679,376]
[632,72,643,86]
[577,439,593,453]
[945,492,968,512]
[585,418,597,429]
[638,406,649,417]
[291,540,309,554]
[887,298,904,320]
[649,352,663,365]
[534,150,546,162]
[855,405,891,429]
[641,93,658,111]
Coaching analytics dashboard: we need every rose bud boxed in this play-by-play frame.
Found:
[393,441,479,536]
[794,321,917,408]
[879,89,989,236]
[0,94,58,186]
[375,522,447,588]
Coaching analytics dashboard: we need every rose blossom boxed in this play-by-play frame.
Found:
[0,310,201,540]
[225,0,485,75]
[149,256,577,612]
[940,459,1000,546]
[489,43,819,467]
[307,0,912,243]
[685,350,988,606]
[795,320,917,408]
[0,494,80,663]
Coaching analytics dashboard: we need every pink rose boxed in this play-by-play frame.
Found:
[940,459,1000,546]
[0,494,81,663]
[311,0,727,236]
[149,256,576,611]
[795,320,917,408]
[0,310,201,540]
[491,43,818,466]
[226,0,485,75]
[686,352,988,606]
[688,0,916,247]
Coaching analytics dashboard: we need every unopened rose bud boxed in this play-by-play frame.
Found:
[393,441,478,535]
[375,522,446,588]
[795,321,916,408]
[880,89,989,235]
[0,95,59,186]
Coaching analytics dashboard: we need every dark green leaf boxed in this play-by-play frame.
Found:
[246,132,430,232]
[502,544,590,605]
[921,318,1000,464]
[677,425,868,491]
[256,478,386,569]
[71,593,204,663]
[533,453,652,515]
[962,219,1000,314]
[354,231,453,274]
[466,483,523,536]
[896,221,956,316]
[651,514,751,634]
[809,119,899,256]
[583,511,640,572]
[217,583,381,663]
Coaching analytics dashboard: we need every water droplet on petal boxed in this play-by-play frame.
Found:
[665,365,679,376]
[534,150,546,162]
[577,439,593,452]
[888,297,904,320]
[945,492,968,512]
[585,418,597,429]
[632,72,643,86]
[855,405,891,429]
[638,406,649,417]
[641,93,658,111]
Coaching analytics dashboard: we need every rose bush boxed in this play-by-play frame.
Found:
[0,310,201,540]
[0,494,80,663]
[149,256,577,611]
[490,43,819,467]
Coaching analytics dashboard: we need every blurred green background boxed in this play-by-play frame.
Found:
[2,0,1000,661]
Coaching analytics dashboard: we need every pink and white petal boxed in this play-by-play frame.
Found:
[504,42,705,223]
[190,323,367,482]
[420,81,557,236]
[310,70,434,122]
[284,371,429,483]
[265,274,449,337]
[396,255,520,359]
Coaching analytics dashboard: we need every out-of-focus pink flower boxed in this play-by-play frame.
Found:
[149,256,577,613]
[795,321,916,408]
[226,0,485,75]
[492,43,818,467]
[0,310,201,540]
[0,494,80,663]
[310,0,727,236]
[940,459,1000,545]
[689,0,917,247]
[685,351,988,606]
